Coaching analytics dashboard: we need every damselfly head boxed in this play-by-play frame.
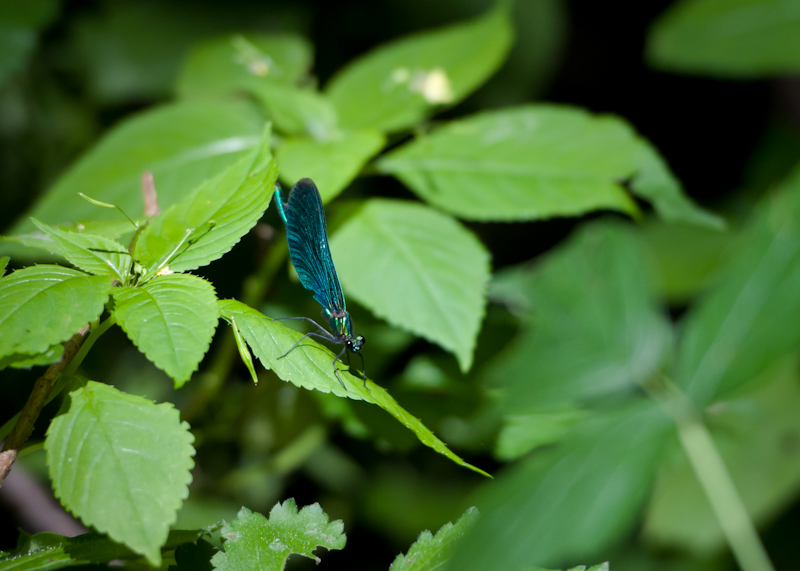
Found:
[348,335,365,353]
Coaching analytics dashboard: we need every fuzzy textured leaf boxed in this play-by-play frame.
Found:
[331,200,489,371]
[325,4,513,133]
[391,508,478,571]
[276,130,385,202]
[211,501,345,571]
[378,105,721,226]
[0,265,110,359]
[133,125,277,274]
[9,101,264,235]
[113,274,219,387]
[219,300,490,477]
[45,380,196,566]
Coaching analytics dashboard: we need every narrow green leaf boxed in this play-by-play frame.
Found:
[45,380,196,566]
[219,300,490,477]
[210,501,345,571]
[276,130,385,202]
[0,344,63,370]
[647,0,800,78]
[0,265,110,360]
[488,223,673,412]
[331,200,490,372]
[449,402,671,571]
[230,317,258,385]
[325,3,513,132]
[175,33,313,99]
[113,274,219,387]
[8,101,264,235]
[391,508,478,571]
[378,105,720,226]
[676,166,800,405]
[30,219,132,282]
[0,256,8,277]
[133,124,277,274]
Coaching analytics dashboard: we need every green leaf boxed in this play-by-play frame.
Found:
[494,409,586,461]
[0,256,8,277]
[449,402,671,571]
[645,357,800,553]
[378,105,721,226]
[391,508,478,571]
[647,0,800,78]
[488,223,673,412]
[45,380,196,566]
[230,317,258,385]
[219,300,490,477]
[325,3,513,133]
[30,219,132,282]
[175,33,313,99]
[210,501,345,571]
[331,200,489,372]
[113,274,219,387]
[675,167,800,405]
[0,265,110,360]
[276,130,385,202]
[249,84,339,139]
[8,101,264,235]
[0,0,58,86]
[0,344,63,370]
[133,124,277,275]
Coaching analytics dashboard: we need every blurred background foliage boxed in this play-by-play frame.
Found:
[2,0,800,570]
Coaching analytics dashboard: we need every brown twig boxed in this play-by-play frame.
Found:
[142,171,160,217]
[0,326,90,487]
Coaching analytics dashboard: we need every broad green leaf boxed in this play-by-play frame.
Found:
[391,508,478,571]
[645,357,800,553]
[647,0,800,78]
[0,0,58,85]
[175,33,313,99]
[210,502,345,570]
[675,167,800,405]
[219,300,490,477]
[249,84,338,139]
[331,200,489,372]
[45,380,196,566]
[133,124,277,274]
[449,402,671,571]
[488,223,673,412]
[30,219,131,282]
[113,274,218,387]
[0,265,110,359]
[0,344,63,370]
[9,101,264,235]
[494,409,586,461]
[276,130,385,202]
[377,105,721,226]
[325,3,513,133]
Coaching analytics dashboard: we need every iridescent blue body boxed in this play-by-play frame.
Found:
[274,178,365,388]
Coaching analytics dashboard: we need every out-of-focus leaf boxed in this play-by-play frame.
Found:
[133,124,276,274]
[378,105,721,226]
[175,33,313,99]
[174,538,216,571]
[0,265,110,359]
[331,199,490,372]
[113,274,219,387]
[325,3,513,133]
[647,0,800,78]
[494,409,586,461]
[276,130,385,202]
[675,167,800,405]
[645,357,800,553]
[9,101,264,235]
[391,508,478,571]
[488,223,672,412]
[249,84,338,139]
[0,344,63,370]
[210,502,345,570]
[449,402,671,571]
[46,380,196,566]
[219,300,491,477]
[0,0,58,85]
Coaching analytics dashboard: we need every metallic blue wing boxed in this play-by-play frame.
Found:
[283,179,346,314]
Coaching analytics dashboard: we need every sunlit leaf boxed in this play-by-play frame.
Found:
[113,274,219,387]
[219,300,490,477]
[0,265,110,360]
[331,200,489,372]
[325,3,513,133]
[46,380,196,566]
[249,84,338,139]
[391,507,478,571]
[210,502,345,571]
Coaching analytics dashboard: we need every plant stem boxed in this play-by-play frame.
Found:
[676,414,775,571]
